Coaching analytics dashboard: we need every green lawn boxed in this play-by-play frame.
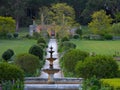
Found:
[71,40,120,56]
[0,39,36,60]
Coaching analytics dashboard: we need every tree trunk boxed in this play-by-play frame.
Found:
[16,16,19,32]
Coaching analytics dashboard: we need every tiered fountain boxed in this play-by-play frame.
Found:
[42,46,60,84]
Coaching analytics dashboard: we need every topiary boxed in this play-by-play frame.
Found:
[13,32,19,38]
[6,33,13,39]
[2,49,14,61]
[61,49,89,75]
[15,53,40,76]
[37,37,46,45]
[61,36,69,42]
[29,45,43,60]
[75,55,119,79]
[0,62,24,83]
[73,34,80,39]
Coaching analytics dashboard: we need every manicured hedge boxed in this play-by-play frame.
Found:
[0,62,24,83]
[75,55,119,78]
[101,78,120,90]
[15,53,40,76]
[61,49,89,76]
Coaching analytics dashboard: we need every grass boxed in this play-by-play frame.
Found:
[0,39,36,60]
[71,39,120,56]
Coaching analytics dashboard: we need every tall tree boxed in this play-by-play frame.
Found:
[89,10,112,35]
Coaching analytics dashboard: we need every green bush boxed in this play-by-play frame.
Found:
[104,34,113,40]
[101,78,120,90]
[38,43,47,48]
[13,32,19,38]
[0,62,24,83]
[15,53,40,76]
[76,28,82,36]
[61,37,69,42]
[33,32,41,39]
[6,33,13,39]
[73,34,80,39]
[37,37,46,45]
[29,45,44,60]
[2,49,14,61]
[75,55,119,78]
[59,41,76,52]
[61,49,89,76]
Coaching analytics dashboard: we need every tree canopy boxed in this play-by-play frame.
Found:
[88,10,112,35]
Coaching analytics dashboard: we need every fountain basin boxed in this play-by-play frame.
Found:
[42,68,60,74]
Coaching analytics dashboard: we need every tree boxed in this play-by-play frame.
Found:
[49,3,77,38]
[89,10,112,35]
[0,16,15,37]
[111,23,120,35]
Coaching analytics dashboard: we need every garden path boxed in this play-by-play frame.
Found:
[39,39,64,78]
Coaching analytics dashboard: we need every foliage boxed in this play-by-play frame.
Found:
[0,16,15,37]
[49,3,77,39]
[15,53,40,77]
[13,32,19,38]
[76,28,82,36]
[49,3,75,25]
[111,23,120,35]
[89,10,112,35]
[82,76,101,90]
[0,62,24,83]
[61,36,69,42]
[73,34,80,39]
[59,41,76,52]
[2,49,14,61]
[29,45,43,60]
[6,33,13,39]
[37,37,46,45]
[33,32,41,39]
[75,55,119,78]
[1,80,24,90]
[61,49,89,76]
[103,34,113,40]
[101,78,120,90]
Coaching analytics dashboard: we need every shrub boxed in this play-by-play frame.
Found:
[101,78,120,90]
[61,37,69,42]
[15,53,40,76]
[61,49,89,75]
[73,34,80,39]
[104,34,113,40]
[75,55,119,78]
[2,49,14,61]
[13,32,19,38]
[6,33,13,39]
[38,43,47,48]
[29,45,43,60]
[33,32,41,39]
[37,37,46,45]
[0,62,24,83]
[76,28,82,36]
[59,41,76,52]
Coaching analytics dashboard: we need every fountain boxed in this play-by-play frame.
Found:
[42,46,60,84]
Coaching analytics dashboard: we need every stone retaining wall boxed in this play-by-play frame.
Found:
[25,77,83,84]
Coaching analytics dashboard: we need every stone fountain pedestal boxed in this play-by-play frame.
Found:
[42,46,60,84]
